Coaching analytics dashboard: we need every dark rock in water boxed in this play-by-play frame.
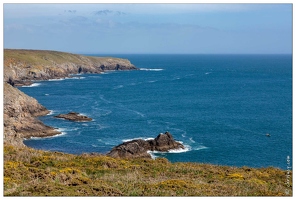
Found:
[107,139,152,159]
[55,112,92,122]
[107,132,185,159]
[149,132,184,151]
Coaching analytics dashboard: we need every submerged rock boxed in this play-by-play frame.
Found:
[55,112,92,122]
[107,132,184,159]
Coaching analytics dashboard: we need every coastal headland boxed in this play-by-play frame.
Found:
[4,49,137,146]
[3,49,292,196]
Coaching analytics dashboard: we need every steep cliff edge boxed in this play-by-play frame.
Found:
[4,82,60,146]
[4,49,137,86]
[3,49,137,146]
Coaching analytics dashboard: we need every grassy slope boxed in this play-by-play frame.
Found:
[4,49,125,66]
[4,145,291,196]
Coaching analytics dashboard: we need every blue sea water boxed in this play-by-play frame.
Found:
[20,54,292,169]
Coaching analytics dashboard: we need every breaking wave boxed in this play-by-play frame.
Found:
[122,137,155,142]
[27,128,67,140]
[22,83,41,87]
[140,68,164,71]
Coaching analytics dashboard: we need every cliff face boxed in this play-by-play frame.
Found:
[3,82,60,146]
[4,49,137,86]
[3,49,137,146]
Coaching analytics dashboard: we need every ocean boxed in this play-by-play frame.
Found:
[20,54,292,169]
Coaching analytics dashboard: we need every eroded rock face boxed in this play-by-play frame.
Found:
[55,112,92,122]
[3,83,60,146]
[107,132,184,159]
[4,49,137,86]
[3,49,138,147]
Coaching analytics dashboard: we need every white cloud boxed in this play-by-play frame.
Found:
[3,3,265,19]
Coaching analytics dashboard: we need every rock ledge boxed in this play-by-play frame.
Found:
[55,112,92,122]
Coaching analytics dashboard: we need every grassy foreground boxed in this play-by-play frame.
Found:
[4,145,291,196]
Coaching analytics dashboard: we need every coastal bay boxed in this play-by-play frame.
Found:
[3,50,292,196]
[3,49,137,146]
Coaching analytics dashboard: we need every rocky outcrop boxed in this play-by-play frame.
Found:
[3,82,60,146]
[107,132,185,159]
[4,49,137,86]
[55,112,92,122]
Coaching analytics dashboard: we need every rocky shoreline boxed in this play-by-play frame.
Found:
[4,49,137,86]
[4,82,60,146]
[3,49,184,158]
[3,49,136,147]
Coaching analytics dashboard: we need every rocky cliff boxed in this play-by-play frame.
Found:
[3,82,60,146]
[4,49,137,86]
[3,49,137,146]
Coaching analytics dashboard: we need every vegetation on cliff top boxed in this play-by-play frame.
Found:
[4,49,130,67]
[3,49,136,85]
[4,145,291,196]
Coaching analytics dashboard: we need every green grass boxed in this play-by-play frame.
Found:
[4,49,122,67]
[4,145,292,196]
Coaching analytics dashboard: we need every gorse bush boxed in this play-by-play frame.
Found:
[4,145,292,196]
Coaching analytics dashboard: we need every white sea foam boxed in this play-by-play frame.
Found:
[194,145,208,151]
[47,110,55,115]
[99,95,113,104]
[67,76,85,80]
[132,110,145,117]
[113,85,124,89]
[51,131,67,138]
[124,107,145,117]
[77,113,88,116]
[140,68,164,71]
[28,130,67,140]
[22,83,41,87]
[148,142,193,155]
[122,137,155,142]
[189,137,196,143]
[96,124,109,131]
[45,94,49,96]
[147,151,159,160]
[168,144,191,153]
[101,70,116,75]
[100,110,112,116]
[48,78,65,81]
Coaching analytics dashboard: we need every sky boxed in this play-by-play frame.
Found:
[3,3,293,54]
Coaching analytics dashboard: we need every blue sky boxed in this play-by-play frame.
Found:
[3,3,292,54]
